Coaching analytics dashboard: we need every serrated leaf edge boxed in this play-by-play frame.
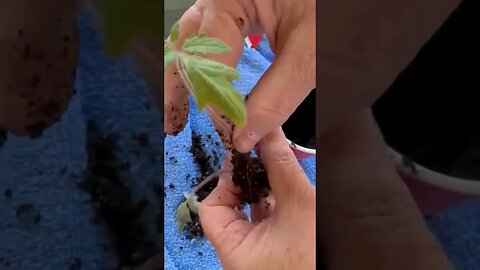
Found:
[182,35,231,55]
[185,64,246,125]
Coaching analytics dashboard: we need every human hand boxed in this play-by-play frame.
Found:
[165,0,463,153]
[316,110,452,270]
[0,0,79,137]
[199,128,316,270]
[163,0,315,150]
[200,110,453,270]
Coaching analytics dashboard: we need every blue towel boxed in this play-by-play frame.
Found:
[427,200,480,269]
[0,91,95,270]
[0,14,164,269]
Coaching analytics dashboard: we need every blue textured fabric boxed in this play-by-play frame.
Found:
[0,15,164,269]
[0,90,94,270]
[76,14,164,269]
[427,200,480,269]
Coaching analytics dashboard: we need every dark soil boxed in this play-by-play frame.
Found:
[372,0,480,180]
[189,132,220,203]
[16,203,42,225]
[181,132,219,238]
[282,89,316,149]
[231,151,270,204]
[78,121,159,268]
[184,211,204,240]
[180,132,271,238]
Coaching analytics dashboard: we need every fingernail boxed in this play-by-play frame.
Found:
[234,131,261,152]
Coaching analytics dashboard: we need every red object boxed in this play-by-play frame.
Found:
[246,35,262,48]
[290,147,314,160]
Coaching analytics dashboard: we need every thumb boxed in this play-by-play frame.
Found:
[259,128,313,208]
[199,168,253,258]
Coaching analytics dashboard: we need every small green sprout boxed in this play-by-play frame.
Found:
[175,167,227,234]
[176,192,200,234]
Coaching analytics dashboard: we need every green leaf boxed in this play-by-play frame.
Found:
[182,34,231,55]
[96,0,163,56]
[176,200,192,234]
[184,55,239,81]
[182,56,246,126]
[176,193,200,234]
[168,20,180,42]
[164,42,177,69]
[185,193,200,214]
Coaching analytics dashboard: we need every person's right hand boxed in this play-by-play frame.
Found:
[200,110,453,270]
[163,0,461,153]
[163,0,315,150]
[199,128,316,269]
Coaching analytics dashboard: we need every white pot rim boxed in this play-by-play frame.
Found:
[286,139,316,155]
[388,147,480,195]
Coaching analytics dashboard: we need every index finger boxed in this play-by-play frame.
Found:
[164,6,203,135]
[233,18,316,153]
[164,1,246,144]
[199,171,254,258]
[194,0,246,148]
[259,128,314,209]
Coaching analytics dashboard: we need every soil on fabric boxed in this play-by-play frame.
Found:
[373,0,480,180]
[78,121,159,269]
[180,132,271,238]
[180,132,219,238]
[282,89,316,149]
[189,132,220,203]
